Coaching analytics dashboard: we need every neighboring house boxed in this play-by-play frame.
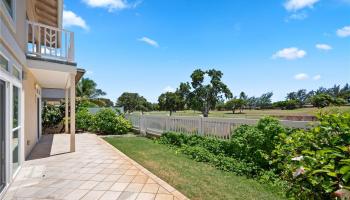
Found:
[0,0,83,197]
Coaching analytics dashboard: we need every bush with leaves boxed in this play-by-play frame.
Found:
[76,107,94,131]
[91,108,131,135]
[158,114,350,199]
[42,104,64,130]
[114,115,132,134]
[273,113,350,199]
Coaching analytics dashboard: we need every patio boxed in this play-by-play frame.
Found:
[3,134,188,200]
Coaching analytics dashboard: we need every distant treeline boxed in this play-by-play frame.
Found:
[115,69,349,116]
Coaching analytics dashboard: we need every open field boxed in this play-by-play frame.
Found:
[133,106,350,119]
[104,136,285,200]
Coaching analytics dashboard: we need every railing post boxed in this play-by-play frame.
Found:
[68,32,75,62]
[25,21,28,53]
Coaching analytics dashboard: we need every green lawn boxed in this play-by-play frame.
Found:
[133,106,350,119]
[104,136,286,200]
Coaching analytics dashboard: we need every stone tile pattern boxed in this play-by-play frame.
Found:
[3,134,188,200]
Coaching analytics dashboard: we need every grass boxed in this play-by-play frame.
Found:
[104,136,286,200]
[133,106,350,119]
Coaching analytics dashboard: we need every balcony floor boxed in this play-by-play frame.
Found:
[3,133,187,200]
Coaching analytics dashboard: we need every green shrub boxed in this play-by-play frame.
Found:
[114,115,132,134]
[91,108,131,134]
[230,117,286,169]
[42,104,64,130]
[310,94,333,108]
[76,107,94,131]
[158,114,350,199]
[273,100,298,110]
[273,113,350,199]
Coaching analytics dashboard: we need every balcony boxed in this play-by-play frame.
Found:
[26,21,75,63]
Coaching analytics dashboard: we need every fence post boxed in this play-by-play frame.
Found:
[140,115,146,136]
[165,116,169,132]
[199,116,203,135]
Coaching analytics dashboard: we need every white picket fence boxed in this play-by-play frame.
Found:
[125,114,312,139]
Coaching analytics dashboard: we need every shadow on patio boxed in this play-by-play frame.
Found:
[27,134,71,160]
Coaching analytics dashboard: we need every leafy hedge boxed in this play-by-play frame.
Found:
[157,114,350,199]
[76,108,132,135]
[42,104,64,131]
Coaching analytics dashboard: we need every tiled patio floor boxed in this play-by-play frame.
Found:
[3,134,188,200]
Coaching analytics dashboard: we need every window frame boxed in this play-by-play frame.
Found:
[0,0,16,33]
[0,53,9,73]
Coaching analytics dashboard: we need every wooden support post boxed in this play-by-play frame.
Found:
[70,74,75,152]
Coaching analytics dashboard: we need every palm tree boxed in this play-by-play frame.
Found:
[76,78,106,99]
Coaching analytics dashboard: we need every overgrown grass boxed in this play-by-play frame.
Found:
[104,136,286,200]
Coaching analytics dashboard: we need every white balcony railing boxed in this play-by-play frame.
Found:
[26,21,75,62]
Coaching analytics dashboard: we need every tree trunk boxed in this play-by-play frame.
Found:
[202,104,209,117]
[169,110,173,116]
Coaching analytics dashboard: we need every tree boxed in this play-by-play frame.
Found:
[188,69,232,117]
[135,96,149,114]
[176,82,191,110]
[76,78,106,99]
[91,98,114,107]
[340,84,350,103]
[273,100,298,110]
[310,94,333,108]
[286,89,308,107]
[158,92,182,116]
[117,92,142,113]
[246,97,258,110]
[257,92,273,109]
[225,98,245,114]
[239,91,248,101]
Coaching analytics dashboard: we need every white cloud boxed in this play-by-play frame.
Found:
[294,73,309,80]
[313,74,321,80]
[272,47,306,60]
[163,86,175,93]
[316,44,332,50]
[337,26,350,37]
[82,0,140,12]
[63,10,89,30]
[288,12,308,20]
[138,37,159,47]
[284,0,320,11]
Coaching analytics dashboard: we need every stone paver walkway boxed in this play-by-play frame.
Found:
[3,134,188,200]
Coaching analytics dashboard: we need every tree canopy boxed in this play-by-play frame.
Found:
[158,92,183,116]
[187,69,232,117]
[76,78,106,99]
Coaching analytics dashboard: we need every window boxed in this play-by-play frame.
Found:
[12,86,20,172]
[0,54,8,71]
[2,0,13,18]
[12,66,20,80]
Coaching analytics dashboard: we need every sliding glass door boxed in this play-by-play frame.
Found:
[0,80,6,191]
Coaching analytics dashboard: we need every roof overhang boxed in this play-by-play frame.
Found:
[76,68,85,83]
[27,56,77,89]
[26,0,62,28]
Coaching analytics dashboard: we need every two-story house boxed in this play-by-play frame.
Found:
[0,0,83,196]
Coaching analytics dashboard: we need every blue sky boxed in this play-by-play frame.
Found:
[63,0,350,102]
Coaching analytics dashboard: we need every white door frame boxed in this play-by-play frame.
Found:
[35,85,42,142]
[0,71,23,197]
